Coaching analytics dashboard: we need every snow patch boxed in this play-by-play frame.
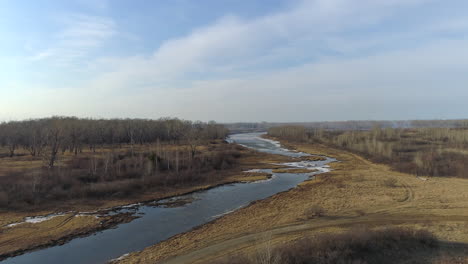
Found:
[243,169,262,173]
[6,212,70,227]
[110,253,129,262]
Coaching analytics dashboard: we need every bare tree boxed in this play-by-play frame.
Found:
[44,120,64,168]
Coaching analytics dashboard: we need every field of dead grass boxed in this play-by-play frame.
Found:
[117,140,468,264]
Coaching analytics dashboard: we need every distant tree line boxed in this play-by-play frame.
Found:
[0,117,228,168]
[228,119,468,132]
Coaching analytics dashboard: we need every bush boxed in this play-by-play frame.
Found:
[305,205,326,219]
[0,191,9,207]
[383,178,398,188]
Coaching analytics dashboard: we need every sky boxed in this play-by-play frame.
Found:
[1,0,468,122]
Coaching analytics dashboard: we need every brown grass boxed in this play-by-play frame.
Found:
[117,140,468,264]
[215,227,438,264]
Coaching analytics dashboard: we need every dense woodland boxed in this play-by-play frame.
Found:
[269,124,468,179]
[0,117,241,209]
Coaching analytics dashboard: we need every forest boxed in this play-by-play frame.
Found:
[0,117,240,209]
[268,124,468,179]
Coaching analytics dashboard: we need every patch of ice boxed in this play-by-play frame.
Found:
[278,161,318,169]
[6,212,70,227]
[243,169,261,173]
[315,167,331,173]
[110,253,129,262]
[121,203,140,209]
[75,214,99,219]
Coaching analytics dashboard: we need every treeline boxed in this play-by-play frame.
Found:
[268,125,468,178]
[0,117,228,167]
[227,119,468,132]
[0,117,238,209]
[294,119,468,130]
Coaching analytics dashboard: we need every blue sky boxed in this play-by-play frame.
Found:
[1,0,468,122]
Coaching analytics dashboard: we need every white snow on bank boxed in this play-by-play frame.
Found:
[120,203,141,209]
[315,167,331,173]
[4,201,143,228]
[6,212,71,227]
[110,253,129,262]
[75,214,100,219]
[275,159,332,175]
[280,161,317,168]
[243,169,262,173]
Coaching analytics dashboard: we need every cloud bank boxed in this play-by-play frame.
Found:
[1,0,468,121]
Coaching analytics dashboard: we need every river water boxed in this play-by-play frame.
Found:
[2,133,335,264]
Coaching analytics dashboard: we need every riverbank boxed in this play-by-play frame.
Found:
[117,139,468,263]
[0,145,292,261]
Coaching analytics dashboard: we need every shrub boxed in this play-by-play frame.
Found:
[0,191,9,207]
[305,205,326,219]
[355,209,366,216]
[383,178,398,188]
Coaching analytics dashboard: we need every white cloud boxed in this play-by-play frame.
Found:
[6,38,468,122]
[77,0,438,91]
[7,0,468,121]
[29,14,116,65]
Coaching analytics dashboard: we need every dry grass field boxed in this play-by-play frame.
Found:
[116,139,468,264]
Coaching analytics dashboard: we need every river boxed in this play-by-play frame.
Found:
[2,133,335,264]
